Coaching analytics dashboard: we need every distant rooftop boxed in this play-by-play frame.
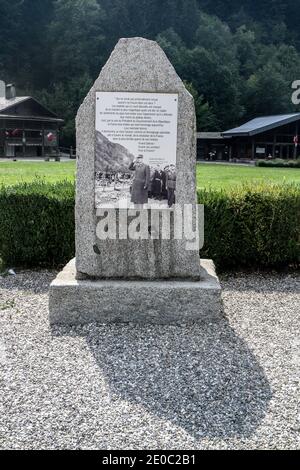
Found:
[0,96,30,113]
[197,132,223,140]
[222,113,300,137]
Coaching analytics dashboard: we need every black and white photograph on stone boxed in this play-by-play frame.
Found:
[95,91,178,209]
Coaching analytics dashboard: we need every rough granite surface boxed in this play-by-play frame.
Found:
[76,37,200,280]
[49,259,222,325]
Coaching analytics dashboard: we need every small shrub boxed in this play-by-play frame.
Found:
[198,183,300,270]
[256,159,300,168]
[0,180,75,268]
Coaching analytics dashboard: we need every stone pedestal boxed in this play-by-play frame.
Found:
[49,259,222,325]
[48,37,223,325]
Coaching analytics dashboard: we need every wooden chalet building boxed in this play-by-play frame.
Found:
[197,132,229,161]
[198,113,300,161]
[0,80,63,158]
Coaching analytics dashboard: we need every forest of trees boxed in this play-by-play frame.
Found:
[1,0,300,146]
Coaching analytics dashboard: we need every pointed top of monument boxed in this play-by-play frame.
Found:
[99,36,189,93]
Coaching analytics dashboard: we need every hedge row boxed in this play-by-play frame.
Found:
[256,159,300,168]
[198,183,300,270]
[0,180,299,270]
[0,181,75,269]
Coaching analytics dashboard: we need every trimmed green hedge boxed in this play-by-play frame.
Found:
[0,180,299,270]
[0,181,75,268]
[198,183,300,269]
[256,159,300,168]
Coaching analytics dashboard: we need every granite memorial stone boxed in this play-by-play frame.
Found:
[49,37,222,325]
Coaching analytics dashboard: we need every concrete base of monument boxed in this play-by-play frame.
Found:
[49,259,222,325]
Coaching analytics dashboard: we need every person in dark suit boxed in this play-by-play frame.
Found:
[161,165,169,200]
[148,166,156,199]
[129,155,150,208]
[167,165,177,208]
[151,165,163,200]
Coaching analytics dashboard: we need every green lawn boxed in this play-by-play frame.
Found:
[0,160,76,185]
[0,160,299,189]
[196,163,300,190]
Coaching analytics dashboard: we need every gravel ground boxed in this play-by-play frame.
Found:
[0,269,299,450]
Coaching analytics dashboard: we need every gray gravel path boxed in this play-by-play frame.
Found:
[0,270,299,450]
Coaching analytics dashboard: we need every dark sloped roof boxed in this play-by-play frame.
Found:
[222,113,300,137]
[197,132,223,139]
[0,96,62,122]
[0,114,64,123]
[0,96,30,112]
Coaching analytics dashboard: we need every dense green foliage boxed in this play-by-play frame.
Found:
[0,180,298,270]
[256,159,300,168]
[0,181,75,267]
[1,1,300,145]
[198,183,300,269]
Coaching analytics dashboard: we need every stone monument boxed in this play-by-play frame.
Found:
[49,37,222,325]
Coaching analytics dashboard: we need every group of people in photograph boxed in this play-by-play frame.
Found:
[95,155,177,208]
[95,171,132,188]
[129,155,177,208]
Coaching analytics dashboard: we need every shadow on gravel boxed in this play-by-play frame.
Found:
[52,318,272,440]
[0,271,57,294]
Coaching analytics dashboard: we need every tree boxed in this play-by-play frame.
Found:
[49,0,106,82]
[195,12,237,66]
[235,26,257,78]
[185,82,219,131]
[2,0,300,145]
[38,74,93,146]
[0,0,21,80]
[245,64,289,117]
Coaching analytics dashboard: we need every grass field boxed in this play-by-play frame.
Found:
[0,160,299,189]
[0,161,76,186]
[196,163,300,189]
